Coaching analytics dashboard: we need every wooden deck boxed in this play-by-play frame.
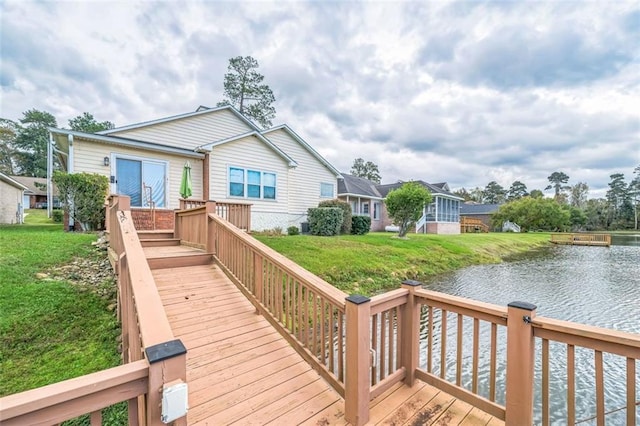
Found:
[146,245,502,425]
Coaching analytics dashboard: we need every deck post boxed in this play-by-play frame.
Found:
[505,301,537,425]
[145,340,188,425]
[205,201,216,254]
[345,294,371,426]
[401,280,422,386]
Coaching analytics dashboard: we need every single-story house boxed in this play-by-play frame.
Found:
[338,174,463,235]
[9,175,60,209]
[48,105,341,231]
[459,203,501,230]
[0,172,28,224]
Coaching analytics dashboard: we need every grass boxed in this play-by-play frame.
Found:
[255,232,551,296]
[0,210,124,423]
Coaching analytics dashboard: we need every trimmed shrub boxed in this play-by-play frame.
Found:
[351,215,371,235]
[51,209,64,223]
[53,171,109,231]
[307,207,342,236]
[287,226,300,236]
[318,199,352,234]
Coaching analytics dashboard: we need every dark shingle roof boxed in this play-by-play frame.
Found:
[460,203,501,215]
[376,181,460,199]
[338,174,382,198]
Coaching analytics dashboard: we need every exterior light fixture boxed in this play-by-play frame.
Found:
[103,156,110,166]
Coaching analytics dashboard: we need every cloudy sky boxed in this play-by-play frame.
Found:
[1,1,638,198]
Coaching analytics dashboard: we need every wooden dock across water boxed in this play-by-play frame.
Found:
[147,245,502,425]
[550,233,611,246]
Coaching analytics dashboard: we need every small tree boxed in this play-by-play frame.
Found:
[53,172,109,231]
[384,182,432,238]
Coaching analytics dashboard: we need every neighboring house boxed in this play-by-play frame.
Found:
[48,105,341,231]
[338,175,463,235]
[337,174,386,231]
[9,176,60,209]
[0,172,28,224]
[459,203,501,230]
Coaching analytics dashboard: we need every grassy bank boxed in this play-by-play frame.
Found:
[255,232,550,296]
[0,210,121,421]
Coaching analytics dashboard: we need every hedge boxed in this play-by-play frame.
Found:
[307,207,343,236]
[318,199,352,234]
[351,215,371,235]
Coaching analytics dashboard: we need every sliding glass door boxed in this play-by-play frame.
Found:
[115,157,166,208]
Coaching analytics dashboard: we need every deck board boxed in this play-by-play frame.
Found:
[149,244,502,425]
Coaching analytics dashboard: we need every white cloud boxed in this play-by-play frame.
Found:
[1,0,638,196]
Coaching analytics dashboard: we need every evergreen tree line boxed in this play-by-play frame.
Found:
[454,170,640,231]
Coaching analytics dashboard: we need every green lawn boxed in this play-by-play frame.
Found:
[0,210,124,423]
[255,232,550,295]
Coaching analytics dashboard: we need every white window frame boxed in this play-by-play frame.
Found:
[112,153,168,208]
[373,202,381,220]
[320,182,335,198]
[361,202,370,215]
[228,166,277,201]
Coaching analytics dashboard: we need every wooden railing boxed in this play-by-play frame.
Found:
[208,213,349,398]
[461,216,489,233]
[532,316,639,425]
[0,361,148,425]
[179,198,252,232]
[1,194,188,425]
[551,233,611,246]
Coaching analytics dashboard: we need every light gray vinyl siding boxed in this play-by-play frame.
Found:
[209,135,289,214]
[73,139,203,209]
[107,109,253,150]
[0,180,23,224]
[264,129,337,214]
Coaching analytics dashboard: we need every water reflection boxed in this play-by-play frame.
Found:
[422,243,640,424]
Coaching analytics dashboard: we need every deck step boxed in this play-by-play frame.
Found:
[147,253,213,270]
[140,238,181,247]
[137,230,175,240]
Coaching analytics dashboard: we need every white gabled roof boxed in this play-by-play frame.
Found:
[98,105,260,135]
[0,172,29,190]
[49,128,205,159]
[262,124,341,177]
[196,131,298,167]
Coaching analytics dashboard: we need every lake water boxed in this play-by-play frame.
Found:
[421,235,640,424]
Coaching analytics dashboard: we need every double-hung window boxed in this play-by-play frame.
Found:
[229,167,276,200]
[373,202,381,220]
[115,156,167,208]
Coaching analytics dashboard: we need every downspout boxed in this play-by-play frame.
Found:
[203,152,210,201]
[47,133,53,218]
[68,134,75,230]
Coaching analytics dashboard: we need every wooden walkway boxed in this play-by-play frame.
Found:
[144,245,502,425]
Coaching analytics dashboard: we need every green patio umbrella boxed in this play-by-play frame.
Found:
[180,162,193,199]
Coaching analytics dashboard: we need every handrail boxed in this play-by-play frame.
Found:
[210,212,347,306]
[415,288,507,324]
[0,360,148,425]
[208,212,348,398]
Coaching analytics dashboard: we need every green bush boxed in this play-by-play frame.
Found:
[51,209,64,223]
[53,172,109,231]
[351,215,371,234]
[307,207,342,236]
[318,199,352,234]
[287,226,300,236]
